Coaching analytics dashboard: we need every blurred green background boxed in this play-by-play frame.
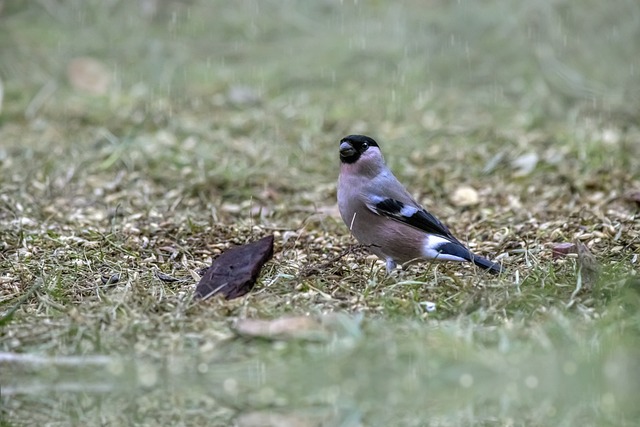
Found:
[3,0,639,131]
[2,0,639,194]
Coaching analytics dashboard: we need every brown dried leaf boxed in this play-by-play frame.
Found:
[624,190,640,207]
[194,235,274,300]
[552,242,577,259]
[231,316,327,341]
[67,57,111,95]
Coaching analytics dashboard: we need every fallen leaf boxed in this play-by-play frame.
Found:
[624,190,640,207]
[450,185,479,207]
[232,313,363,342]
[194,235,274,300]
[231,316,327,341]
[552,242,577,259]
[67,57,111,95]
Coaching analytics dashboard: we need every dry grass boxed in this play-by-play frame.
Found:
[1,1,639,425]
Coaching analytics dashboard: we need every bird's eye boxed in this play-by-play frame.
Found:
[361,142,369,150]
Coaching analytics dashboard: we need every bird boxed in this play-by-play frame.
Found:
[337,134,502,274]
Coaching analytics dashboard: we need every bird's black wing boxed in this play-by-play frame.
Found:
[367,197,458,242]
[366,196,503,274]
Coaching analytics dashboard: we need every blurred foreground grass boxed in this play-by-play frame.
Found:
[4,311,640,426]
[1,0,639,425]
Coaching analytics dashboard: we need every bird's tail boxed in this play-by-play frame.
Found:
[434,241,503,274]
[471,254,503,274]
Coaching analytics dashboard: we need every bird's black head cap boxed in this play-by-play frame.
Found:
[339,135,379,164]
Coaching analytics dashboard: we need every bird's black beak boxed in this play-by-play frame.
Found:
[339,141,357,159]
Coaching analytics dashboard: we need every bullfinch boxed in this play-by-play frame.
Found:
[337,134,502,274]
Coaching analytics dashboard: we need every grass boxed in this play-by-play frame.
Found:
[1,0,639,425]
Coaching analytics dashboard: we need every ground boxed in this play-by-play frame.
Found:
[0,1,639,426]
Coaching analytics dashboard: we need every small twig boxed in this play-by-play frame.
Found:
[298,244,371,278]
